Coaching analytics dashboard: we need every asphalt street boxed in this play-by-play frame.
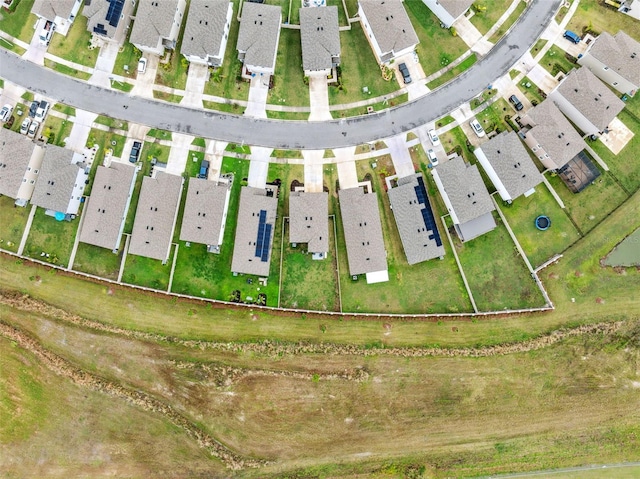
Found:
[0,0,561,149]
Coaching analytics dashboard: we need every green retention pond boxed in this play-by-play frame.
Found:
[604,228,640,266]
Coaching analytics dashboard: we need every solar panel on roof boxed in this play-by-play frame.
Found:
[106,0,125,28]
[261,224,272,262]
[94,24,108,35]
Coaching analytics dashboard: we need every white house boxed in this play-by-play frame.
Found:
[618,0,640,20]
[129,0,187,56]
[421,0,474,28]
[181,0,233,67]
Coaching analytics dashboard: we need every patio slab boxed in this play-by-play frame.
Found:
[599,117,635,155]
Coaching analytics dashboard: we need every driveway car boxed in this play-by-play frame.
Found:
[428,129,440,146]
[0,103,13,123]
[398,62,412,84]
[39,20,55,46]
[198,159,210,179]
[129,141,142,163]
[20,118,31,135]
[138,57,147,74]
[427,149,439,167]
[27,120,39,138]
[470,119,485,137]
[34,101,49,122]
[563,30,581,44]
[29,101,39,118]
[509,94,524,111]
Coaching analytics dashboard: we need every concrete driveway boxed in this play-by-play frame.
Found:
[21,19,47,66]
[131,54,159,99]
[117,124,151,165]
[386,134,415,179]
[205,139,228,182]
[247,146,273,187]
[492,73,533,115]
[454,16,492,56]
[89,40,118,88]
[166,133,194,175]
[65,109,97,152]
[302,150,324,191]
[526,64,559,94]
[334,146,358,189]
[181,63,209,108]
[0,80,26,109]
[245,75,269,119]
[308,73,331,121]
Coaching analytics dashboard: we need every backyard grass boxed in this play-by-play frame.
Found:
[113,41,141,79]
[153,90,183,103]
[426,53,477,89]
[487,0,527,44]
[328,22,397,106]
[41,115,73,147]
[94,115,128,131]
[23,207,80,267]
[546,168,629,234]
[0,196,29,252]
[43,59,91,80]
[72,242,123,281]
[499,183,581,268]
[516,76,546,106]
[539,45,577,77]
[470,0,515,35]
[404,0,468,77]
[567,0,640,41]
[121,247,175,290]
[268,29,309,107]
[453,212,545,311]
[47,11,98,68]
[0,0,37,42]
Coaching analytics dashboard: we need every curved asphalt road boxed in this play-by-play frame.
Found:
[0,0,561,149]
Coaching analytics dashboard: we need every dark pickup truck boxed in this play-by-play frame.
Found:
[129,141,142,163]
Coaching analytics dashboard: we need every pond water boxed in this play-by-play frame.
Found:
[604,228,640,267]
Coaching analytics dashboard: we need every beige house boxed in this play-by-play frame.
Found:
[130,0,187,56]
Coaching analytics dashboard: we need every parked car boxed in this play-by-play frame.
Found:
[129,141,142,163]
[137,57,147,74]
[0,103,13,123]
[20,118,31,135]
[428,129,440,146]
[34,100,49,122]
[27,120,39,139]
[470,119,485,137]
[398,62,412,84]
[509,94,524,111]
[563,30,581,44]
[427,149,439,167]
[198,159,210,179]
[39,20,55,46]
[29,101,39,118]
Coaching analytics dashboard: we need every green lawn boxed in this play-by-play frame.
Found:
[94,115,128,131]
[470,0,515,35]
[47,11,98,68]
[268,29,309,107]
[332,93,408,119]
[475,98,512,135]
[146,129,172,141]
[567,0,640,41]
[0,0,37,42]
[404,0,468,77]
[110,80,134,93]
[41,116,73,147]
[153,90,183,103]
[72,242,123,281]
[51,103,76,117]
[516,76,545,106]
[202,99,245,115]
[529,39,548,57]
[0,196,29,252]
[540,45,578,77]
[546,168,630,234]
[439,125,476,160]
[43,59,91,80]
[328,22,397,106]
[266,110,310,120]
[83,129,127,196]
[435,115,455,128]
[155,52,189,90]
[113,41,141,79]
[589,110,640,193]
[499,184,581,268]
[23,208,80,267]
[427,54,477,89]
[487,0,527,44]
[121,248,174,290]
[454,212,545,311]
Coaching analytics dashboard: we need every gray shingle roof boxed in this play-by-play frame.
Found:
[299,6,340,72]
[30,145,82,213]
[289,191,329,254]
[358,0,419,55]
[32,0,77,21]
[432,156,494,224]
[387,173,445,265]
[586,31,640,86]
[80,162,137,251]
[231,185,279,276]
[84,0,134,42]
[555,67,626,131]
[0,129,36,199]
[179,177,230,247]
[523,99,587,169]
[339,186,387,275]
[437,0,474,19]
[477,131,543,200]
[130,0,181,49]
[237,2,281,70]
[181,0,231,61]
[129,172,183,262]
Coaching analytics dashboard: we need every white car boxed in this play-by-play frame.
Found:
[470,119,485,138]
[27,121,39,139]
[20,118,31,135]
[427,148,439,167]
[428,129,440,146]
[34,101,49,122]
[0,103,13,123]
[138,57,147,74]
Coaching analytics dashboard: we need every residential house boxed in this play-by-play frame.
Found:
[475,131,543,203]
[421,0,474,28]
[236,2,281,76]
[128,171,183,263]
[338,186,388,283]
[358,0,419,64]
[577,30,639,96]
[83,0,136,44]
[32,0,83,34]
[181,0,233,67]
[0,129,44,207]
[299,6,340,76]
[30,145,88,217]
[179,177,231,253]
[618,0,640,21]
[549,67,626,136]
[79,162,137,252]
[289,191,329,258]
[388,173,445,264]
[431,156,496,242]
[129,0,186,56]
[231,185,278,277]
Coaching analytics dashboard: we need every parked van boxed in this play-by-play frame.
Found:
[563,30,581,44]
[39,20,55,46]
